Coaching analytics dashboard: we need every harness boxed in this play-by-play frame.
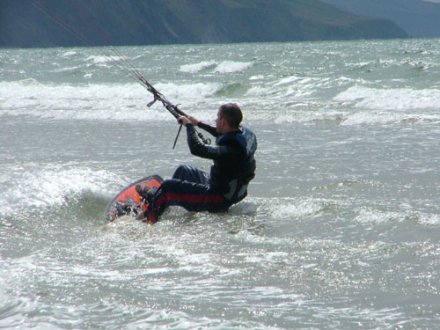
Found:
[219,126,257,202]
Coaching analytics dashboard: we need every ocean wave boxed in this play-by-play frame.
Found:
[155,81,221,100]
[0,80,221,121]
[333,85,440,125]
[214,82,248,97]
[340,110,440,126]
[215,60,253,73]
[353,206,440,226]
[270,198,328,219]
[85,55,125,65]
[245,75,348,100]
[179,61,217,73]
[179,60,253,74]
[0,165,122,217]
[3,79,440,126]
[353,207,403,224]
[62,50,77,57]
[335,85,440,111]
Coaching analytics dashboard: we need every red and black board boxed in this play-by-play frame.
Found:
[104,175,163,221]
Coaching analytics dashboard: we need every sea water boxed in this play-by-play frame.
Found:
[1,39,439,329]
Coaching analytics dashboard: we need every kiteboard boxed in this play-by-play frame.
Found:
[104,175,163,221]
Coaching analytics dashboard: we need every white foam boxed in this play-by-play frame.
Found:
[354,208,403,224]
[179,61,216,73]
[246,75,336,101]
[0,80,220,122]
[214,61,253,73]
[0,165,122,215]
[85,55,124,65]
[179,60,253,74]
[274,75,302,86]
[270,198,330,219]
[335,85,440,111]
[415,212,440,225]
[354,205,440,226]
[62,51,77,57]
[3,78,440,127]
[155,82,221,101]
[334,85,440,125]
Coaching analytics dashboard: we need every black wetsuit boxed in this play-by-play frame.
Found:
[145,122,257,223]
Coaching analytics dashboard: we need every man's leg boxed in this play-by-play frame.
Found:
[172,165,209,184]
[143,178,230,223]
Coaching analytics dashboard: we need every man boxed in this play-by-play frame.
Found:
[137,103,257,224]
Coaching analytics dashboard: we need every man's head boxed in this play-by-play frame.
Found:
[216,103,242,133]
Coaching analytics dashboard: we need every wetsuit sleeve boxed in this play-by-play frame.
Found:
[197,122,218,138]
[186,125,241,161]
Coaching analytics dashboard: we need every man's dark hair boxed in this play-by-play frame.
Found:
[219,103,242,129]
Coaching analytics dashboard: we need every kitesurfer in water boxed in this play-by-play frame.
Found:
[136,103,257,224]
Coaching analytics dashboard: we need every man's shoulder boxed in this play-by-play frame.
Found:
[217,127,257,156]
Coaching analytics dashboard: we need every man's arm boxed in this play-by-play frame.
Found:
[196,121,218,137]
[183,116,218,137]
[186,125,240,161]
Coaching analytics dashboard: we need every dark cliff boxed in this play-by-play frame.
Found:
[0,0,408,48]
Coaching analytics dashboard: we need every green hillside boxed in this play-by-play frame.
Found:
[0,0,408,48]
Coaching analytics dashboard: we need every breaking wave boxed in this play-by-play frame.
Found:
[180,60,253,74]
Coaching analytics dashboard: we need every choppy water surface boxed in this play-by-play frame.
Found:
[1,39,439,329]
